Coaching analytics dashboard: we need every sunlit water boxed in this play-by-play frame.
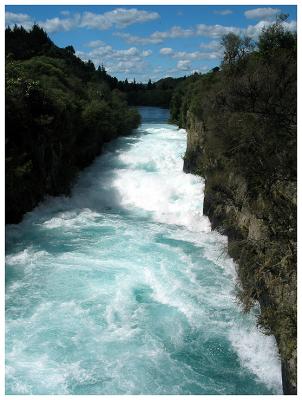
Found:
[5,107,282,394]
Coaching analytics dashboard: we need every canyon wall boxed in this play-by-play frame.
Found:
[183,111,296,394]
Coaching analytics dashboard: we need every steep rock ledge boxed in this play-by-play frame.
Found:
[183,112,297,394]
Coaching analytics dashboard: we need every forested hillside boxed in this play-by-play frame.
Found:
[5,25,140,223]
[170,16,297,394]
[121,77,187,108]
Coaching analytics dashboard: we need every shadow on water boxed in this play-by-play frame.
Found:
[7,106,171,226]
[6,108,172,252]
[6,140,134,233]
[136,106,170,124]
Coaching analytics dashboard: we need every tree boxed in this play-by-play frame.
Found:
[258,14,296,53]
[65,45,75,54]
[221,33,242,64]
[5,23,141,222]
[221,33,254,65]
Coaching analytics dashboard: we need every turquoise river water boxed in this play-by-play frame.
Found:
[5,107,282,394]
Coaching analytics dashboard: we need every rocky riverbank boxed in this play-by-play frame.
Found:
[183,111,296,394]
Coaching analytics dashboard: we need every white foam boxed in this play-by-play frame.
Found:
[42,208,100,229]
[6,248,49,266]
[110,127,211,232]
[229,322,283,393]
[11,381,31,394]
[5,119,283,395]
[143,266,205,327]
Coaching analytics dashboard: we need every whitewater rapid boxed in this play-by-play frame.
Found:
[5,107,282,394]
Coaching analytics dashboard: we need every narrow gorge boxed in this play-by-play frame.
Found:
[5,11,296,396]
[6,108,283,394]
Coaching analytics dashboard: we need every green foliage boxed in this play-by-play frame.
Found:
[5,25,140,223]
[121,76,187,108]
[258,14,297,53]
[221,33,255,65]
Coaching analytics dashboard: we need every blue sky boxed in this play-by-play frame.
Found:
[6,5,297,82]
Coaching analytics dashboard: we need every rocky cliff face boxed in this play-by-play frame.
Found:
[183,112,297,395]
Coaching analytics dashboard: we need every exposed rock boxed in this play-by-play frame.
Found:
[183,112,297,395]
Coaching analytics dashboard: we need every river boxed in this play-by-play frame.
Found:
[5,107,282,394]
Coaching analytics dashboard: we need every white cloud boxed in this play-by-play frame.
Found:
[199,65,210,72]
[5,11,33,29]
[244,19,296,39]
[196,23,241,38]
[152,26,194,40]
[114,32,161,45]
[7,8,296,54]
[283,20,297,32]
[214,10,233,16]
[6,8,159,34]
[5,11,79,33]
[115,26,194,45]
[160,48,174,55]
[115,47,140,57]
[80,12,112,30]
[244,7,280,21]
[75,50,89,62]
[77,43,152,77]
[60,10,71,16]
[80,8,159,30]
[117,23,245,45]
[107,8,159,27]
[106,58,148,76]
[117,23,243,45]
[177,60,191,71]
[172,51,201,60]
[142,50,152,57]
[87,40,105,48]
[87,45,144,61]
[200,40,222,50]
[160,47,222,61]
[244,20,271,38]
[39,14,81,33]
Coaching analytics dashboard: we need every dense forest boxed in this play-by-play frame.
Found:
[94,73,186,108]
[170,15,297,394]
[5,25,140,223]
[121,77,187,108]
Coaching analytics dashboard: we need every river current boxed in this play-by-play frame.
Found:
[5,107,282,394]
